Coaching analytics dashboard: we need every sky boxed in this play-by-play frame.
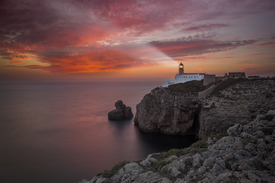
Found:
[0,0,275,81]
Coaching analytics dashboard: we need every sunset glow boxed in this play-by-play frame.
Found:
[1,0,275,81]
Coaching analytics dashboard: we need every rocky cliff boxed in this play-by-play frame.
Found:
[199,79,275,139]
[134,88,201,135]
[81,110,275,183]
[134,80,210,135]
[134,79,275,139]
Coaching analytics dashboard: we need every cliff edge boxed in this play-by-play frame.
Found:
[134,80,210,135]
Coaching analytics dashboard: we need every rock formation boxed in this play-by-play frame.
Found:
[108,100,133,120]
[199,79,275,139]
[134,87,201,135]
[134,79,275,139]
[81,110,275,183]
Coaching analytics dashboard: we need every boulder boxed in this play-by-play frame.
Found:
[108,100,133,120]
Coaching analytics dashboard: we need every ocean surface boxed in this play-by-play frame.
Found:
[0,81,196,183]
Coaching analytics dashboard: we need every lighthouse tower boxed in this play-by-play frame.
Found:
[179,62,184,75]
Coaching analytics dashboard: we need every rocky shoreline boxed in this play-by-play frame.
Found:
[80,79,275,183]
[81,110,275,183]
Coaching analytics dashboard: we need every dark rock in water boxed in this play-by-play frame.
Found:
[108,100,133,120]
[124,107,134,119]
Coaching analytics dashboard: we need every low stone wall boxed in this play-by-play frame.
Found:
[203,75,216,85]
[199,78,228,99]
[198,84,217,99]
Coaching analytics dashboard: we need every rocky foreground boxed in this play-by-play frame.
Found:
[81,110,275,183]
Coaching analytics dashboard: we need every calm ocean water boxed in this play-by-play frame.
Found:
[0,81,196,183]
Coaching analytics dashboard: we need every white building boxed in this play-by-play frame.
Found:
[163,63,206,87]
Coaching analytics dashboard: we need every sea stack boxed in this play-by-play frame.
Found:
[108,100,133,120]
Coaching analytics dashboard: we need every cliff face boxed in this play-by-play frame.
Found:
[134,87,201,135]
[134,79,275,139]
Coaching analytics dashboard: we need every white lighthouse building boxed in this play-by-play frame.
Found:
[163,63,206,87]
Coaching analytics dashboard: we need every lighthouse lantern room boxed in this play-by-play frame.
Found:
[179,62,184,75]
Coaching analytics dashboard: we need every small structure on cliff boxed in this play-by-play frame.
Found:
[163,63,206,87]
[229,72,246,78]
[108,100,133,120]
[163,63,247,87]
[203,72,246,85]
[203,73,228,85]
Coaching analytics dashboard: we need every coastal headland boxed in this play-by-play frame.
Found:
[135,78,275,140]
[81,78,275,183]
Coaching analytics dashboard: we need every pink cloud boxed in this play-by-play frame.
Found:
[257,42,275,47]
[0,0,274,76]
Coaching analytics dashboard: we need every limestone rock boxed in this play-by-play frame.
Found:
[134,87,201,135]
[86,79,275,183]
[108,100,133,120]
[86,110,275,183]
[134,79,275,138]
[227,124,243,136]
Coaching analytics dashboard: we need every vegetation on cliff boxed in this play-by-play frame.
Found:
[166,80,214,94]
[211,78,245,96]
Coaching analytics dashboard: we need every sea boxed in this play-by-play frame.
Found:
[0,81,196,183]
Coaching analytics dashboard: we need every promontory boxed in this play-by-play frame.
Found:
[80,78,275,183]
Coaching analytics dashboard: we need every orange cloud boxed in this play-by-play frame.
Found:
[9,61,24,64]
[1,0,275,80]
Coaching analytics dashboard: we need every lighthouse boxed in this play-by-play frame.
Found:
[163,62,206,87]
[179,62,184,75]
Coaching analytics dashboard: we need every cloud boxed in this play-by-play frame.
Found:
[0,0,274,75]
[151,37,258,58]
[183,24,231,32]
[0,49,28,60]
[9,61,24,64]
[257,42,275,47]
[1,35,260,74]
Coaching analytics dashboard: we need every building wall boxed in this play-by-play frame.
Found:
[199,78,227,99]
[229,72,246,78]
[203,75,216,86]
[164,80,175,85]
[175,74,204,84]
